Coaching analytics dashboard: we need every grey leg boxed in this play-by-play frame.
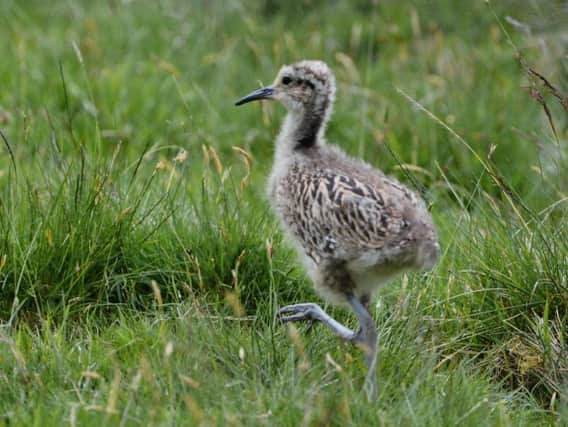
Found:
[277,296,378,402]
[277,303,356,341]
[347,295,378,401]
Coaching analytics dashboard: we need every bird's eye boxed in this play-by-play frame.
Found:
[282,76,292,85]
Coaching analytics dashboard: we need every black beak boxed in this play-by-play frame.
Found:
[235,86,274,106]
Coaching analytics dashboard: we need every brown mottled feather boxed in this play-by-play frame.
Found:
[273,146,435,269]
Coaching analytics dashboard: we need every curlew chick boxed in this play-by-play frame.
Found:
[235,60,439,400]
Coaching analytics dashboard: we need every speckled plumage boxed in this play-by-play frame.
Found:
[270,144,439,299]
[236,60,439,400]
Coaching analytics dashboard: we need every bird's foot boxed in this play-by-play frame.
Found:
[276,303,356,341]
[277,303,326,323]
[354,328,378,401]
[364,375,378,402]
[346,296,378,402]
[277,300,378,401]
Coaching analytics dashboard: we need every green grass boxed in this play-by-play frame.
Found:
[1,0,567,425]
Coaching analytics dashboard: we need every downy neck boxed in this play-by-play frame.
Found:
[275,97,330,159]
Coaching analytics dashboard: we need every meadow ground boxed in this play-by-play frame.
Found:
[0,0,567,425]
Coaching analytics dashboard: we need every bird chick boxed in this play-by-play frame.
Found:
[235,60,439,401]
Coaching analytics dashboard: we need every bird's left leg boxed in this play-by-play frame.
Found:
[277,262,358,340]
[277,263,378,400]
[277,303,356,341]
[277,296,378,401]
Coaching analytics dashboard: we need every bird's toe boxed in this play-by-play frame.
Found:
[276,303,324,323]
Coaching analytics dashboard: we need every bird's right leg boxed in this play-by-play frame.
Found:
[347,294,378,401]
